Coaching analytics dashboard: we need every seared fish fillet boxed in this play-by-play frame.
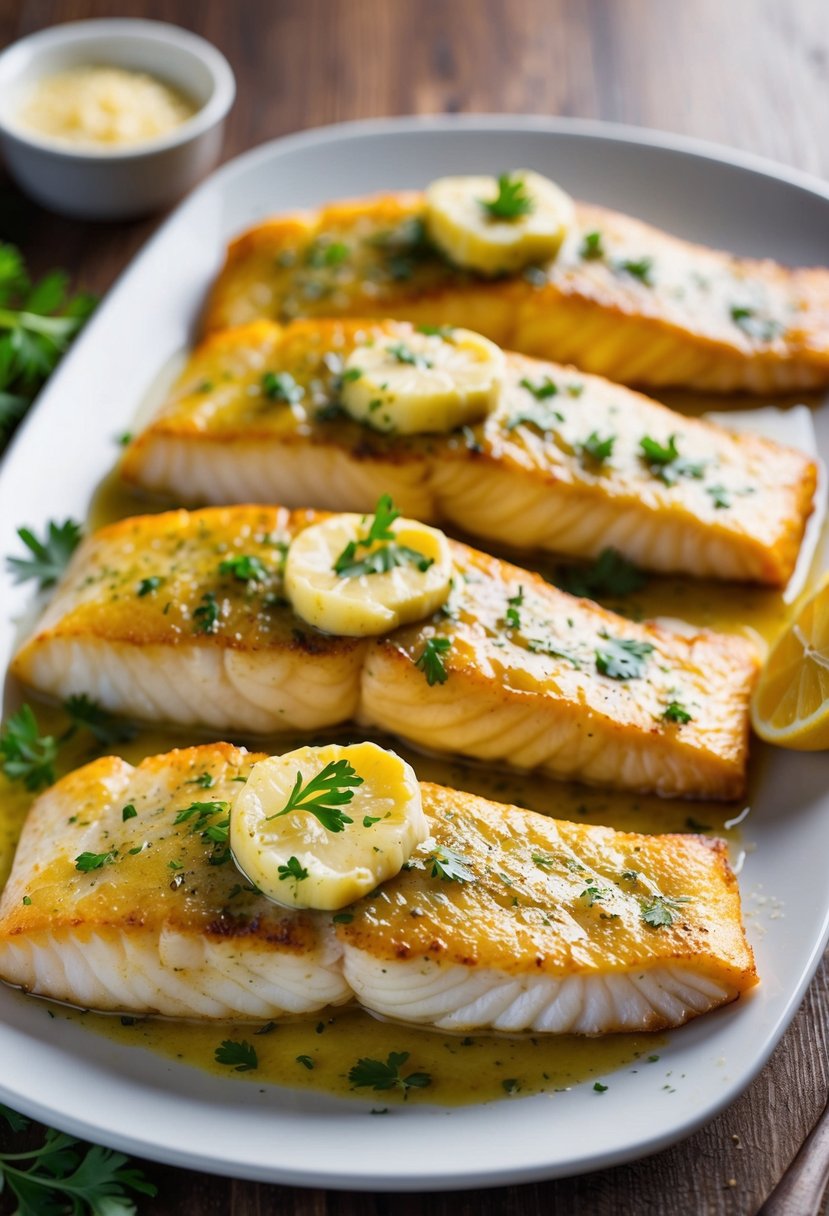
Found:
[121,319,817,587]
[202,192,829,393]
[11,507,758,799]
[0,744,757,1030]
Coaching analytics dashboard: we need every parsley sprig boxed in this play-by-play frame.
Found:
[215,1040,258,1072]
[426,844,474,882]
[348,1051,431,1093]
[266,759,364,833]
[640,434,706,485]
[480,173,534,221]
[63,693,136,746]
[0,705,58,790]
[415,636,451,685]
[0,1104,156,1215]
[0,244,96,450]
[641,894,692,928]
[6,519,82,589]
[554,548,646,600]
[333,494,433,578]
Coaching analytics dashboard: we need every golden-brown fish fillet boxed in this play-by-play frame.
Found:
[121,319,817,587]
[0,744,758,1030]
[10,507,759,799]
[202,192,829,392]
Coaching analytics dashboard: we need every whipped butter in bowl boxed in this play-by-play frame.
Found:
[18,64,198,149]
[0,19,235,218]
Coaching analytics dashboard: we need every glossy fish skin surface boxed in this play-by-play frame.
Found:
[0,744,350,1018]
[11,506,758,800]
[121,318,817,587]
[202,192,829,393]
[0,746,757,1031]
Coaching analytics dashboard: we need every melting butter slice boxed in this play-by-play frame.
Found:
[341,327,504,434]
[230,742,427,910]
[426,170,574,275]
[285,507,453,636]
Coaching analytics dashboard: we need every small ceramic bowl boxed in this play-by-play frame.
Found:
[0,19,235,220]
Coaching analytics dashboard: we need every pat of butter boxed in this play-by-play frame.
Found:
[18,65,197,149]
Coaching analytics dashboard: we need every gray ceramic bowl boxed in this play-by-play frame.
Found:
[0,18,235,219]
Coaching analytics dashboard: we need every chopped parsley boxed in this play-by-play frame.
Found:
[580,431,616,464]
[427,844,474,883]
[6,519,82,589]
[63,693,136,746]
[348,1051,432,1093]
[190,771,215,788]
[595,636,654,680]
[75,850,117,872]
[296,1055,315,1070]
[215,1040,258,1072]
[417,324,455,338]
[137,575,162,596]
[278,856,309,883]
[266,758,363,833]
[415,636,451,685]
[122,804,138,822]
[580,885,609,906]
[593,1081,609,1093]
[219,554,269,582]
[480,173,534,221]
[386,342,432,369]
[639,434,706,485]
[193,591,220,634]
[617,256,654,286]
[0,705,58,790]
[262,370,304,404]
[580,230,605,260]
[641,895,692,928]
[706,484,731,509]
[307,239,350,268]
[662,701,692,724]
[504,586,524,631]
[730,305,783,343]
[333,494,433,578]
[520,375,558,400]
[554,548,646,599]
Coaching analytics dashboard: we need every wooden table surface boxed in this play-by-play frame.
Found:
[1,1,828,1212]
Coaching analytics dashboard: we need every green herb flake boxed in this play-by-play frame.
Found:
[593,1081,609,1093]
[333,493,433,578]
[75,850,117,872]
[386,342,432,369]
[520,375,558,400]
[730,305,783,343]
[554,548,646,599]
[595,637,654,680]
[296,1054,315,1070]
[278,855,309,882]
[6,519,82,589]
[415,636,451,685]
[641,894,692,928]
[581,430,616,464]
[706,484,731,509]
[480,173,534,221]
[0,704,58,790]
[137,575,162,597]
[63,693,136,746]
[662,701,692,724]
[219,554,269,582]
[266,758,363,833]
[617,256,654,286]
[215,1039,258,1072]
[122,803,138,822]
[580,230,605,260]
[262,370,304,404]
[348,1051,432,1093]
[332,911,354,924]
[427,844,474,883]
[639,434,706,485]
[193,591,220,634]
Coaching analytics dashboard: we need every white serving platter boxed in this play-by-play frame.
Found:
[1,115,829,1191]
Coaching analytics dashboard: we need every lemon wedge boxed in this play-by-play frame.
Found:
[341,326,504,434]
[751,578,829,749]
[285,496,453,636]
[425,170,574,275]
[229,742,427,910]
